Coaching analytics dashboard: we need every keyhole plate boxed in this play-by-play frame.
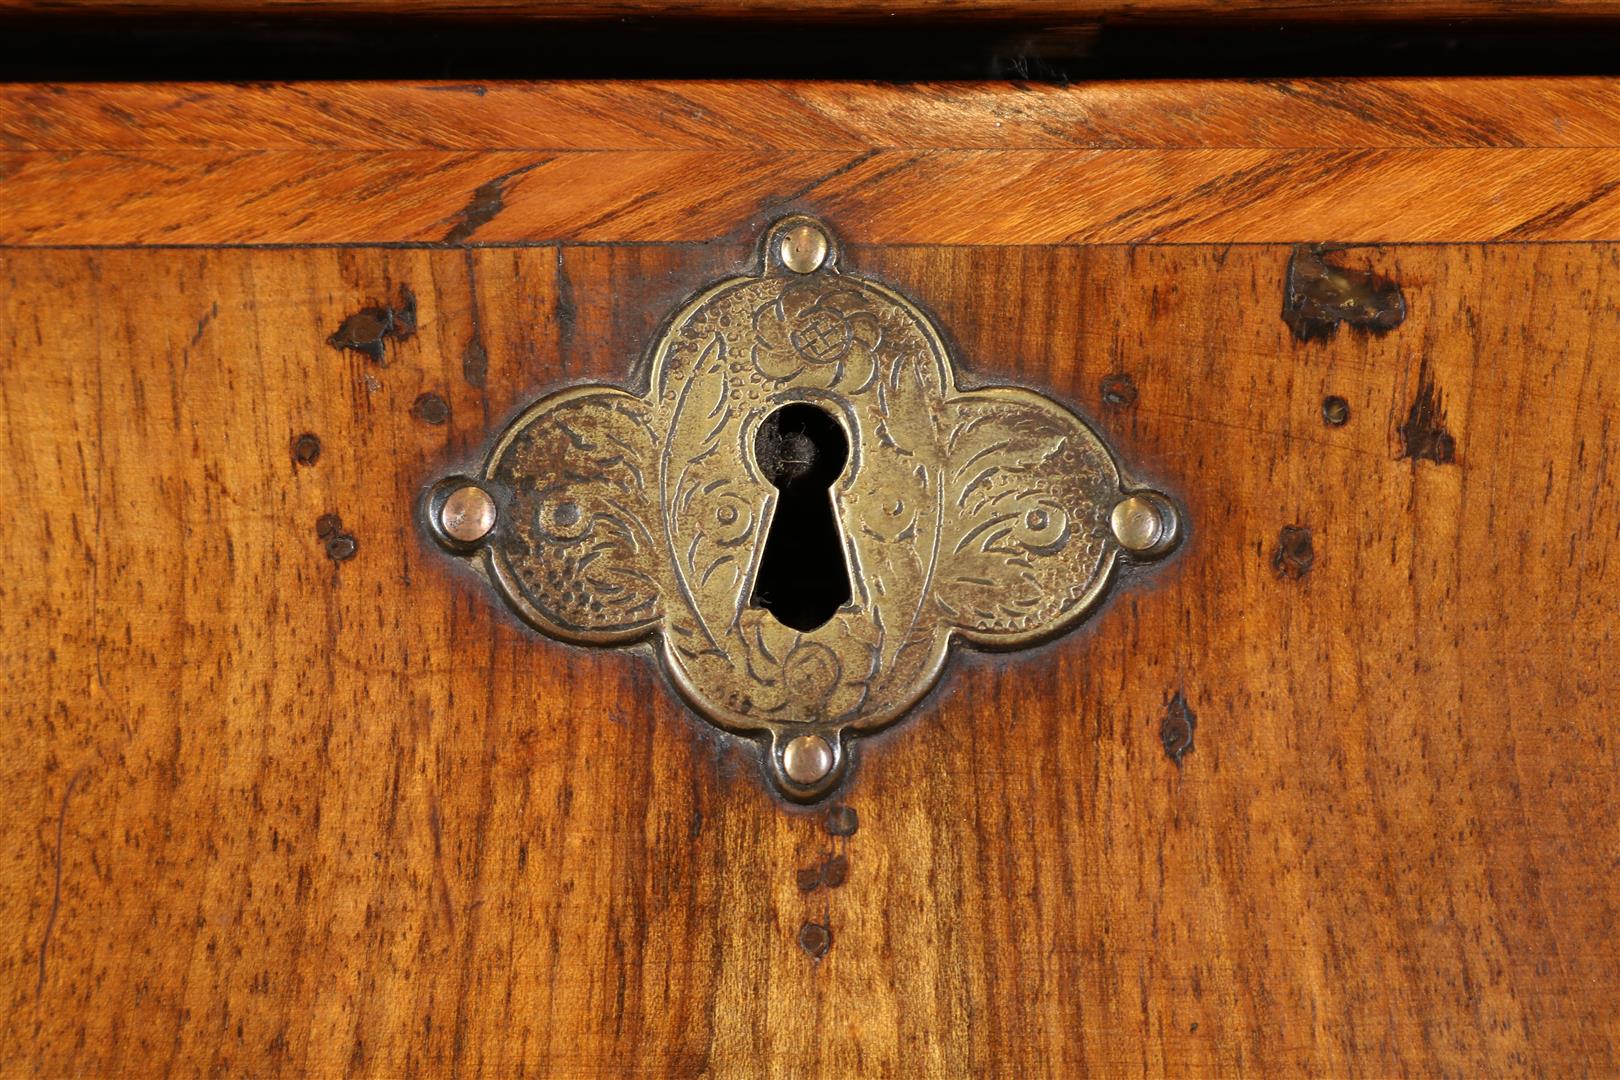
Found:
[425,216,1181,802]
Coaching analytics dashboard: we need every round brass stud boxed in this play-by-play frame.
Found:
[440,484,497,544]
[782,733,835,785]
[1111,492,1179,557]
[779,224,829,275]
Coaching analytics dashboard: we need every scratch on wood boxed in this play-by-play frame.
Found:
[428,791,456,932]
[1399,358,1458,464]
[554,248,576,356]
[1282,244,1406,343]
[462,248,489,389]
[462,339,489,390]
[190,302,218,347]
[38,766,90,998]
[443,162,543,245]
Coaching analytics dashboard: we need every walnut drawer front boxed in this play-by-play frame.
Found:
[3,78,1619,1078]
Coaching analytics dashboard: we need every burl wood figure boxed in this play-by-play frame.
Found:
[3,78,1619,1078]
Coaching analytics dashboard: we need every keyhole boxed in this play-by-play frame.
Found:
[751,403,853,632]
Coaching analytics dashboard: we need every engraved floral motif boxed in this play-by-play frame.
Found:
[751,284,882,391]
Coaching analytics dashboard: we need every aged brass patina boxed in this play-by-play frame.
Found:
[426,217,1180,801]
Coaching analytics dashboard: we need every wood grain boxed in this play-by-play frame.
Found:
[5,239,1620,1079]
[6,80,1620,246]
[15,79,1617,151]
[4,79,1620,1078]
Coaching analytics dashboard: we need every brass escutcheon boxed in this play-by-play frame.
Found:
[425,217,1180,801]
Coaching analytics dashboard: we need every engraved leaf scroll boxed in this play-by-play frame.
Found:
[429,217,1179,800]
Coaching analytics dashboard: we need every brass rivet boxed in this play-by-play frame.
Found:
[1111,493,1177,555]
[440,484,497,543]
[782,733,835,785]
[779,224,829,274]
